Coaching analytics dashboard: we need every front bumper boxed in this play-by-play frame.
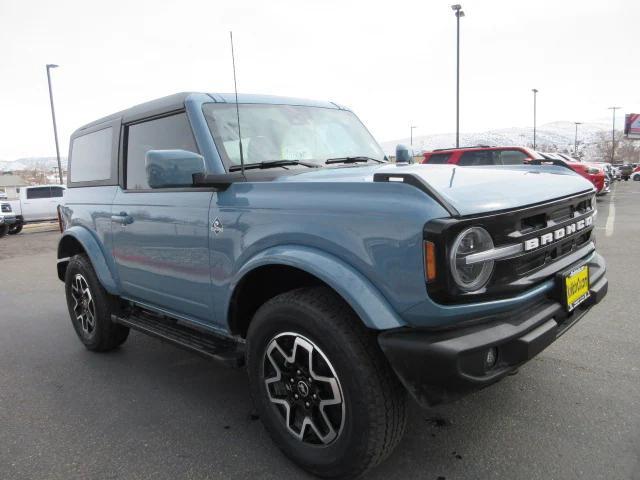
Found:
[0,215,17,226]
[379,267,608,407]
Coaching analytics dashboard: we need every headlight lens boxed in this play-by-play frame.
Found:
[450,227,495,291]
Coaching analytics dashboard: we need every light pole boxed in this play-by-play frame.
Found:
[532,88,538,149]
[608,106,620,163]
[451,4,464,148]
[410,125,417,147]
[574,122,582,156]
[46,64,63,185]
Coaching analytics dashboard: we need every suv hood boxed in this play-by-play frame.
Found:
[279,163,595,217]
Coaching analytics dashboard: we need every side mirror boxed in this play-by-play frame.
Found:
[145,150,206,189]
[395,144,413,164]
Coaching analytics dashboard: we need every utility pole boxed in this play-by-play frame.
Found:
[574,122,582,156]
[46,64,63,184]
[451,4,465,148]
[410,125,417,147]
[608,107,620,163]
[532,89,538,149]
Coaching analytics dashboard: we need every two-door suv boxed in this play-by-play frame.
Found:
[58,93,607,479]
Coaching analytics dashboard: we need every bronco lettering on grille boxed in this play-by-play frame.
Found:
[523,215,593,252]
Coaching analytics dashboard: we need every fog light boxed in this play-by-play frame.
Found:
[485,347,498,370]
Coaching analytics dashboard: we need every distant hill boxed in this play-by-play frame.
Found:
[380,121,611,161]
[0,157,68,172]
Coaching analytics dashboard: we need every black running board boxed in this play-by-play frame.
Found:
[112,311,245,367]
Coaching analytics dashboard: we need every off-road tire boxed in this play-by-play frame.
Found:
[0,225,8,238]
[8,222,23,235]
[247,287,407,479]
[64,254,129,351]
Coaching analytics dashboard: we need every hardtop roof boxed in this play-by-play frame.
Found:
[74,92,345,134]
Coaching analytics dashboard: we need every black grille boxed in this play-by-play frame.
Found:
[425,191,597,304]
[1,203,11,213]
[491,194,595,284]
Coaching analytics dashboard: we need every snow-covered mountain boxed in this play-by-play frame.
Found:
[0,156,68,172]
[380,121,611,160]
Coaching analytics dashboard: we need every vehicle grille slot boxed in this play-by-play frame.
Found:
[548,205,573,224]
[519,213,546,234]
[514,251,547,275]
[575,199,591,215]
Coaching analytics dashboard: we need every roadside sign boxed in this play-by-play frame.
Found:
[624,113,640,139]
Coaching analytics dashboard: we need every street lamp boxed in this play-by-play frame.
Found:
[532,89,538,149]
[574,122,582,156]
[46,64,63,185]
[451,4,464,148]
[608,106,620,163]
[410,125,417,147]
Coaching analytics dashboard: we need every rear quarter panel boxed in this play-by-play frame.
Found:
[60,186,119,288]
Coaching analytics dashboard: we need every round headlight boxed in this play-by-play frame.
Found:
[450,227,495,292]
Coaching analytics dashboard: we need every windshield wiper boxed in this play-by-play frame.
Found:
[229,160,320,172]
[325,156,386,165]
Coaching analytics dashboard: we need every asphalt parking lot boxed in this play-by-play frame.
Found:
[1,182,639,480]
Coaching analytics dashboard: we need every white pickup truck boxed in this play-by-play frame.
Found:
[7,184,66,234]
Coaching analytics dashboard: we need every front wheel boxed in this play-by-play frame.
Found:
[247,287,407,479]
[0,225,8,238]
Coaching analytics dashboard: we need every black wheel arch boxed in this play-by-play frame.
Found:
[57,235,87,281]
[228,264,356,338]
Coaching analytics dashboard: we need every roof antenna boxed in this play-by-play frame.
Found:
[230,31,245,175]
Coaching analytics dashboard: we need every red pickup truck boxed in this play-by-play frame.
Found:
[422,146,607,194]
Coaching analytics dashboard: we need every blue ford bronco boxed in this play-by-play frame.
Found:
[57,92,607,478]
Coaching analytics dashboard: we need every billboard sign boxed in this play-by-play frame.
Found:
[624,113,640,139]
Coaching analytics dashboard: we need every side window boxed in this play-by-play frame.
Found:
[125,113,198,190]
[427,153,451,164]
[26,187,51,199]
[498,150,527,165]
[50,187,65,198]
[458,151,495,166]
[70,127,113,183]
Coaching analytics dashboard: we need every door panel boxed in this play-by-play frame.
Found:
[23,187,51,221]
[111,190,214,321]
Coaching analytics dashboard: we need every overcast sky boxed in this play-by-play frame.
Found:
[0,0,638,160]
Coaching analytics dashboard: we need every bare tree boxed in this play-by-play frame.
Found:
[591,131,640,164]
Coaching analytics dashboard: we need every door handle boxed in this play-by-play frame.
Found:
[111,212,134,225]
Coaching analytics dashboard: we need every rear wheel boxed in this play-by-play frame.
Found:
[247,287,407,479]
[64,254,129,351]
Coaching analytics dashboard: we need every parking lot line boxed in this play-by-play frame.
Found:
[605,184,616,237]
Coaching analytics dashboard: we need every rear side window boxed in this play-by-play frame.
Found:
[458,150,496,166]
[26,187,51,199]
[125,113,198,190]
[50,187,65,197]
[70,127,113,182]
[497,150,527,165]
[426,153,451,164]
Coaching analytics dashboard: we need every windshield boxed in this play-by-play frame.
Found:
[203,103,386,168]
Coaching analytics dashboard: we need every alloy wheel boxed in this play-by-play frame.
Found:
[71,274,96,336]
[263,332,345,446]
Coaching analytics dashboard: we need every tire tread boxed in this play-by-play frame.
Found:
[250,286,407,479]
